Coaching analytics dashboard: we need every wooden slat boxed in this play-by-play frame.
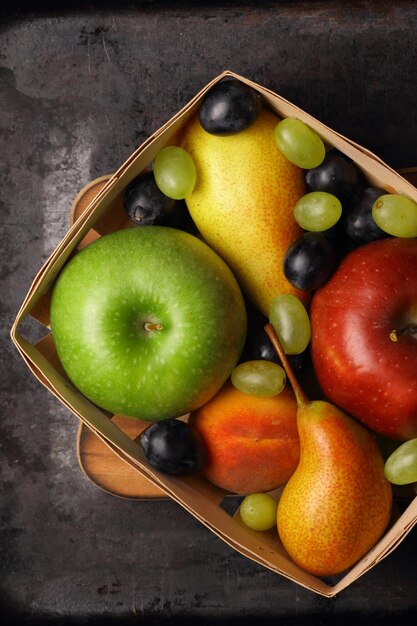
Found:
[77,416,168,499]
[29,290,52,328]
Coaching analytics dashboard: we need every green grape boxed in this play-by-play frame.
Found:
[269,294,311,355]
[231,360,286,397]
[372,194,417,238]
[274,118,325,169]
[384,438,417,485]
[239,493,278,531]
[294,191,342,232]
[153,146,197,200]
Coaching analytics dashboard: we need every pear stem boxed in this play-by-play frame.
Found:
[264,323,309,407]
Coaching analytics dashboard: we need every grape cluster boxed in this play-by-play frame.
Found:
[283,150,374,292]
[276,124,417,293]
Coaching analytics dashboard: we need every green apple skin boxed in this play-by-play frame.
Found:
[50,226,247,421]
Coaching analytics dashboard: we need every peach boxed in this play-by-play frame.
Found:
[188,381,300,494]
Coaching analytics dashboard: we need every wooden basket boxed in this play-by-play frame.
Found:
[10,71,417,597]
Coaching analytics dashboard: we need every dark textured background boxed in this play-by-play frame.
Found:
[1,1,417,623]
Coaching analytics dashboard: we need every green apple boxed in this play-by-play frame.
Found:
[50,226,247,421]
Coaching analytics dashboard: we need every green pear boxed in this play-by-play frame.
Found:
[181,108,307,317]
[265,324,393,577]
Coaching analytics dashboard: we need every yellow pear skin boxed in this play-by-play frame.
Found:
[181,108,307,317]
[277,400,393,577]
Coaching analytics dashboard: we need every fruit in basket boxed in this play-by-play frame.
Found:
[240,306,306,372]
[231,360,286,397]
[294,191,342,232]
[310,237,417,440]
[199,78,262,135]
[230,359,287,397]
[50,226,247,421]
[181,107,307,317]
[123,172,196,232]
[153,146,196,200]
[344,186,388,243]
[239,493,278,531]
[188,380,299,494]
[140,418,204,476]
[283,231,338,291]
[269,294,311,355]
[305,149,360,204]
[372,193,417,237]
[274,117,325,169]
[123,171,175,225]
[265,324,392,577]
[384,438,417,485]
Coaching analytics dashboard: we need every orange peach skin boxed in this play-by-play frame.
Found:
[188,381,300,495]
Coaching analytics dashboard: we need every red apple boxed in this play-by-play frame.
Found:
[310,237,417,441]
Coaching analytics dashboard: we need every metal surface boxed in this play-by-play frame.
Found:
[1,1,417,623]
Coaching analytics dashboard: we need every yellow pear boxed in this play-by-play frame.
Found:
[181,108,307,316]
[265,324,393,577]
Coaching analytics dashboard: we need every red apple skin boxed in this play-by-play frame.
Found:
[310,237,417,441]
[188,381,300,494]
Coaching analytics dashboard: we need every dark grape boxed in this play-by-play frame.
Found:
[124,172,174,225]
[140,419,204,476]
[344,186,389,243]
[322,220,359,257]
[159,200,198,233]
[199,78,262,135]
[305,150,360,205]
[284,231,338,291]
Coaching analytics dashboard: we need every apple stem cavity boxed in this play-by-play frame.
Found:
[144,322,163,332]
[264,323,309,407]
[390,324,417,342]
